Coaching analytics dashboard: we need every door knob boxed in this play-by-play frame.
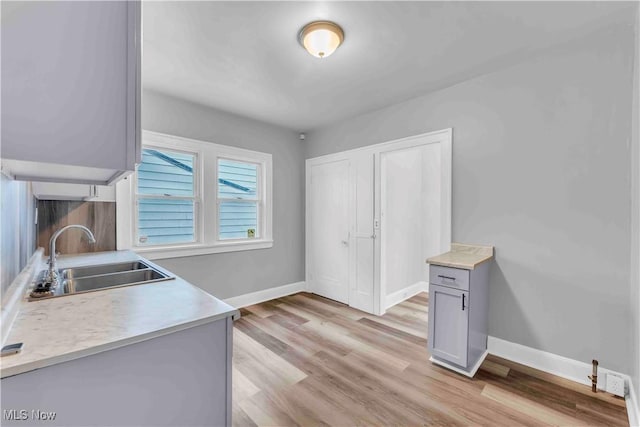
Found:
[341,240,348,246]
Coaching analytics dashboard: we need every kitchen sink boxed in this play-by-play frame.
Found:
[63,268,169,293]
[30,260,174,301]
[60,261,151,279]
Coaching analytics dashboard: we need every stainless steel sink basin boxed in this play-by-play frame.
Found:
[63,268,169,294]
[30,260,174,301]
[60,261,151,279]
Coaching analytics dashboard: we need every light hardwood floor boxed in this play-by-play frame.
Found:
[232,292,628,426]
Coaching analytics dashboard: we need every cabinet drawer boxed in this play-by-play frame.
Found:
[429,265,470,291]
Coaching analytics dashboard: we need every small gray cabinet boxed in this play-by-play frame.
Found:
[1,0,141,185]
[428,263,490,377]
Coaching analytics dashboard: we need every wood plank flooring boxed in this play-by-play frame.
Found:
[232,292,628,426]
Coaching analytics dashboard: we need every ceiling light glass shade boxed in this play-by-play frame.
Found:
[298,21,344,58]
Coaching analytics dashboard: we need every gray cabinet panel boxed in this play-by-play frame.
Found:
[1,319,232,426]
[468,261,490,355]
[1,1,140,183]
[428,284,469,367]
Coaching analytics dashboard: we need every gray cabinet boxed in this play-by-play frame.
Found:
[428,263,490,377]
[1,0,141,185]
[1,318,233,427]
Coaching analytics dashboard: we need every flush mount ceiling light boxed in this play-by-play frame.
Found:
[298,21,344,59]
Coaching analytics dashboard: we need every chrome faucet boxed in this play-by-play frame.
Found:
[46,225,96,285]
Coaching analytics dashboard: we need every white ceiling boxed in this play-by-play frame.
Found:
[143,1,636,131]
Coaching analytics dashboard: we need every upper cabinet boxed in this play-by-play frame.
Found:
[32,182,115,202]
[1,1,141,185]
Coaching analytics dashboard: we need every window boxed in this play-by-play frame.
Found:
[117,131,273,259]
[136,148,197,246]
[217,159,260,240]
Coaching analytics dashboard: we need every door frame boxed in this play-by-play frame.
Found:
[306,128,452,315]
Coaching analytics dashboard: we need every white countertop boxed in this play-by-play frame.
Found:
[0,250,239,378]
[426,243,494,270]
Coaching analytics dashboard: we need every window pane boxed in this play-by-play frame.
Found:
[219,201,258,240]
[137,199,194,245]
[218,159,257,200]
[138,149,194,197]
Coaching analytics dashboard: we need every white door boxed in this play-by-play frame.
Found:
[350,152,376,313]
[306,128,452,314]
[308,159,350,304]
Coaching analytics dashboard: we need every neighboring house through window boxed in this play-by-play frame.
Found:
[137,148,197,246]
[116,131,273,260]
[218,158,261,240]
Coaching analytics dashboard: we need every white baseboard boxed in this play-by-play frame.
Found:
[628,378,639,427]
[223,281,306,309]
[488,336,638,426]
[384,281,428,310]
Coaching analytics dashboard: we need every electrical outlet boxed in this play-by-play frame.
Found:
[605,373,626,397]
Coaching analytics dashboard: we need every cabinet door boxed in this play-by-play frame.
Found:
[428,284,469,367]
[1,1,140,174]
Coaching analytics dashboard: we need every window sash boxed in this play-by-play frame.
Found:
[216,157,263,241]
[136,194,196,201]
[217,157,261,201]
[135,198,198,247]
[216,199,261,241]
[137,148,197,198]
[133,146,201,248]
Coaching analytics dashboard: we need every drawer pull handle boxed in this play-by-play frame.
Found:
[438,275,456,281]
[462,294,466,311]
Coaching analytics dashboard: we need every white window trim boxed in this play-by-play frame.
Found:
[116,130,273,260]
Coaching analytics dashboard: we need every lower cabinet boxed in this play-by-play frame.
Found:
[427,263,490,377]
[1,317,233,427]
[428,284,470,367]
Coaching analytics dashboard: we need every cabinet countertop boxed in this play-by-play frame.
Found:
[0,250,239,379]
[426,243,494,270]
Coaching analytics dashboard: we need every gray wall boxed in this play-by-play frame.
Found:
[0,175,35,296]
[631,4,640,408]
[142,90,304,299]
[305,24,635,373]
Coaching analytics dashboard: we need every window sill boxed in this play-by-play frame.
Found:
[132,239,274,260]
